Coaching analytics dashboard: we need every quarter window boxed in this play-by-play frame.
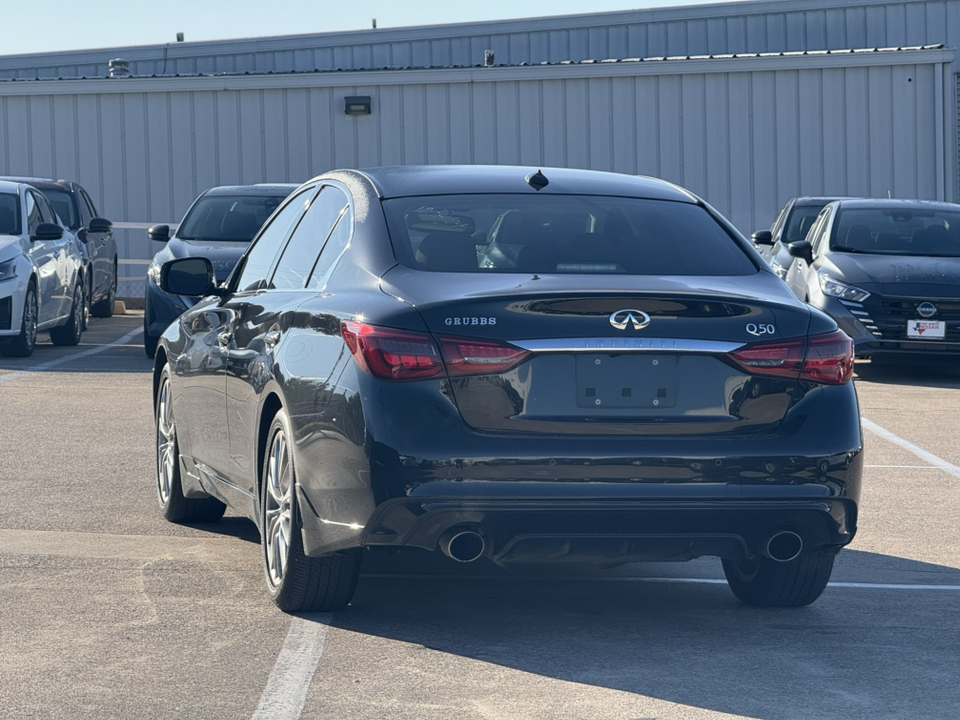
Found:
[234,187,316,293]
[271,186,349,291]
[306,204,353,290]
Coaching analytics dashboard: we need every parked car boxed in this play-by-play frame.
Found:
[153,166,861,613]
[143,184,297,358]
[0,176,117,327]
[751,196,853,278]
[0,180,85,356]
[783,197,960,359]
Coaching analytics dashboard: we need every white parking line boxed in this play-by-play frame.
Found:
[862,417,960,480]
[0,326,143,387]
[251,614,332,720]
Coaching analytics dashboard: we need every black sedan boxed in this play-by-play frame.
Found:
[144,184,297,357]
[784,198,960,359]
[153,166,862,612]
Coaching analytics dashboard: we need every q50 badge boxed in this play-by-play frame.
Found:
[746,323,776,336]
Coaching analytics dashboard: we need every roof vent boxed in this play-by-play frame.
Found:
[525,170,549,191]
[108,58,130,78]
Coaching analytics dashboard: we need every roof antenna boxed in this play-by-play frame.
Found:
[526,169,549,191]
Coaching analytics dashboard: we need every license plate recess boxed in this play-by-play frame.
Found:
[576,354,678,409]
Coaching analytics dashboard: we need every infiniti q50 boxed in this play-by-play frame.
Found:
[152,165,862,612]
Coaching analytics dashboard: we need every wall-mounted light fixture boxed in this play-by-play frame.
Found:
[344,96,372,116]
[108,58,130,78]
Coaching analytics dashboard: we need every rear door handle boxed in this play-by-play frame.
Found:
[264,330,280,349]
[217,331,233,347]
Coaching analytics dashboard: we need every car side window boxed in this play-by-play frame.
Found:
[25,191,43,234]
[234,187,316,293]
[770,202,791,243]
[810,210,832,256]
[35,193,59,227]
[270,186,348,291]
[306,203,353,291]
[78,188,96,226]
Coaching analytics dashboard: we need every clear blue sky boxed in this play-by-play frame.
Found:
[6,0,739,56]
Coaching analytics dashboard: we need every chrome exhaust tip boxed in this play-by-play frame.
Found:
[439,528,486,563]
[764,530,803,563]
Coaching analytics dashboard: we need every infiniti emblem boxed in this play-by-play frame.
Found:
[917,302,938,318]
[609,309,651,330]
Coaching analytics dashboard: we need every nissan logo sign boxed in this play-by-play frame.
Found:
[917,302,938,318]
[609,309,651,330]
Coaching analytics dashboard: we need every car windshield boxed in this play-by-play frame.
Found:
[383,194,756,275]
[40,188,78,229]
[177,195,284,242]
[782,205,826,244]
[0,192,22,235]
[832,207,960,257]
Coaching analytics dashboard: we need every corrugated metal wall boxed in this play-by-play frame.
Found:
[0,0,956,78]
[0,49,949,286]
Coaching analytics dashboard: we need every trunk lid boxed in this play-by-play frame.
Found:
[380,268,812,435]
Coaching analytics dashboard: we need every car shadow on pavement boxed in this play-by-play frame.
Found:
[854,358,960,388]
[317,548,960,719]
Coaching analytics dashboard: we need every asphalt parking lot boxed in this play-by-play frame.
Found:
[1,315,959,720]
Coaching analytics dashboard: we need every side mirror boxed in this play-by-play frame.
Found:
[751,230,773,246]
[148,224,171,242]
[89,217,112,233]
[32,222,64,242]
[160,257,223,297]
[787,240,814,264]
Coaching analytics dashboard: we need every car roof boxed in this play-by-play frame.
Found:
[791,196,858,207]
[202,184,299,197]
[0,176,76,191]
[0,179,24,194]
[829,198,960,211]
[346,165,699,202]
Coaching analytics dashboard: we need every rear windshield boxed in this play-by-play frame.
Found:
[832,207,960,257]
[0,193,21,235]
[177,195,286,242]
[383,194,757,275]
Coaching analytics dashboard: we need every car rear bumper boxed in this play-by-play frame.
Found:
[299,481,858,562]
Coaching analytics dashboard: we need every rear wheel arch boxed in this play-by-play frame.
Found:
[257,393,284,500]
[152,347,168,406]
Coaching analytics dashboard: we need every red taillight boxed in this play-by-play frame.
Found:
[341,322,530,382]
[729,330,853,385]
[802,330,854,385]
[438,337,530,377]
[341,321,445,381]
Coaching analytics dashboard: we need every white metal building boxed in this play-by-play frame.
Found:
[0,0,957,291]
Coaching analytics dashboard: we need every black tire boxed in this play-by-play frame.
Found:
[50,281,84,346]
[81,274,91,331]
[261,410,361,613]
[155,367,227,523]
[91,261,116,318]
[722,550,836,607]
[0,281,38,357]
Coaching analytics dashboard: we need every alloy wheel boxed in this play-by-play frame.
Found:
[156,378,177,505]
[264,430,294,587]
[24,288,37,350]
